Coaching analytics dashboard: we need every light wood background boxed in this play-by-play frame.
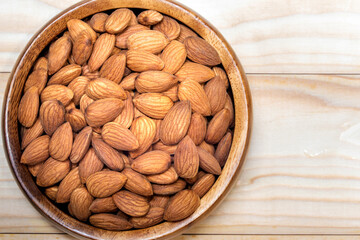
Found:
[2,0,360,239]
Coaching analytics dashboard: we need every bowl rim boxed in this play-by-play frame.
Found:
[2,0,252,239]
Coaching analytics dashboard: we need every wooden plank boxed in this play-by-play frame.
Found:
[2,0,360,73]
[2,73,360,234]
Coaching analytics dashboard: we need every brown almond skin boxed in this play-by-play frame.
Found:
[70,187,93,221]
[22,119,44,149]
[65,102,76,112]
[177,24,197,42]
[159,100,192,145]
[127,30,169,54]
[49,122,73,161]
[152,141,177,155]
[126,50,164,72]
[164,189,200,221]
[135,71,177,93]
[89,197,118,213]
[152,119,161,144]
[68,76,90,105]
[130,116,156,158]
[133,93,174,119]
[21,135,50,165]
[72,30,93,65]
[45,186,58,201]
[162,85,178,102]
[18,86,39,127]
[147,166,178,184]
[213,66,229,88]
[225,93,235,127]
[184,36,221,66]
[185,170,205,185]
[113,91,134,128]
[82,65,100,80]
[122,168,153,196]
[92,137,125,171]
[120,73,138,90]
[113,190,150,217]
[70,126,92,163]
[187,112,207,145]
[48,64,82,85]
[131,150,171,175]
[192,173,216,198]
[205,108,230,144]
[67,19,97,43]
[197,147,222,175]
[99,53,126,84]
[90,213,133,231]
[41,85,74,106]
[101,122,139,151]
[199,141,215,155]
[65,108,87,132]
[86,78,127,100]
[174,136,199,178]
[152,179,186,195]
[88,33,115,72]
[34,57,48,72]
[28,162,43,177]
[138,10,163,26]
[105,8,132,34]
[79,148,104,183]
[56,167,81,203]
[153,16,180,40]
[39,100,65,136]
[161,40,187,74]
[130,207,164,228]
[204,76,227,115]
[85,98,124,127]
[24,69,47,94]
[87,170,127,198]
[178,80,211,116]
[36,158,71,187]
[149,195,169,208]
[48,35,72,75]
[215,132,232,167]
[79,94,94,114]
[115,24,149,49]
[175,61,215,83]
[89,13,108,32]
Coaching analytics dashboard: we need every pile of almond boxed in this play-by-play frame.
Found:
[18,8,234,230]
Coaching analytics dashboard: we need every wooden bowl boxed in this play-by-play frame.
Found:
[2,0,252,239]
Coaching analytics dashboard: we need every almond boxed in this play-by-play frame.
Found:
[70,187,93,221]
[89,213,133,231]
[115,24,149,49]
[18,86,39,127]
[185,170,205,185]
[49,122,73,161]
[79,148,104,183]
[175,61,214,83]
[113,190,150,217]
[127,30,169,54]
[199,141,215,155]
[213,67,229,89]
[153,16,180,40]
[39,100,65,135]
[161,40,187,74]
[85,98,124,127]
[87,170,127,198]
[122,168,153,196]
[152,179,186,195]
[131,150,171,175]
[138,10,163,26]
[187,112,207,145]
[113,91,134,128]
[67,19,97,43]
[159,100,191,145]
[45,186,58,201]
[215,131,232,167]
[20,135,50,165]
[36,158,70,187]
[152,119,161,143]
[126,50,164,72]
[87,78,127,101]
[204,77,227,115]
[224,93,234,127]
[130,207,164,228]
[56,167,81,203]
[177,24,197,43]
[70,126,92,163]
[92,137,125,171]
[99,52,126,84]
[33,57,48,72]
[133,93,173,119]
[24,69,47,94]
[48,35,72,75]
[82,64,100,80]
[129,10,138,26]
[134,106,146,119]
[147,166,178,184]
[89,197,117,213]
[174,136,199,178]
[178,80,211,116]
[65,102,76,112]
[162,85,178,102]
[88,33,115,72]
[79,94,94,114]
[149,195,169,208]
[48,64,81,85]
[120,73,138,90]
[164,189,200,221]
[28,162,43,177]
[152,141,177,155]
[105,8,132,34]
[184,36,221,66]
[101,122,139,151]
[205,108,230,144]
[65,108,87,132]
[72,30,93,65]
[197,147,221,175]
[41,85,74,106]
[130,116,156,158]
[68,76,90,105]
[135,71,177,93]
[89,13,108,32]
[21,118,43,150]
[192,173,215,198]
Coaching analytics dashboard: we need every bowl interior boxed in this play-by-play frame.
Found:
[2,0,251,239]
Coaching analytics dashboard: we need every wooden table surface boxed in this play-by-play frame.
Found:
[2,0,360,239]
